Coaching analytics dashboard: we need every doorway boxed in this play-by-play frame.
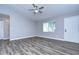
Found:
[0,14,10,40]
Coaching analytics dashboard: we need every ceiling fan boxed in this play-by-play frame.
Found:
[28,4,44,14]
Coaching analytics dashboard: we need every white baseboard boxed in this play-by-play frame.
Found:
[10,35,37,41]
[10,35,79,44]
[37,36,79,44]
[0,38,9,40]
[37,36,64,41]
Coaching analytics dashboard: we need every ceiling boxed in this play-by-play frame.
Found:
[1,4,79,21]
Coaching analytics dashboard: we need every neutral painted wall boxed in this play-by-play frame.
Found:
[0,5,36,40]
[10,13,36,40]
[36,17,64,40]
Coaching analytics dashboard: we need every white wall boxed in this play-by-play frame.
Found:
[0,5,36,40]
[36,17,64,40]
[10,13,36,40]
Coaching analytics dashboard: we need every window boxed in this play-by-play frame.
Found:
[43,21,56,32]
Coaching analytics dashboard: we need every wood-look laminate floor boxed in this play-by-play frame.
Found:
[0,37,79,55]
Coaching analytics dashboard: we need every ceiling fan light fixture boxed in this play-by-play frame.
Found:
[34,10,39,13]
[28,4,44,14]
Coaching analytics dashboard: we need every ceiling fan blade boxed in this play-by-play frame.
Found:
[32,4,38,8]
[39,7,44,9]
[32,4,36,7]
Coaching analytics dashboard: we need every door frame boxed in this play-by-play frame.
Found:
[0,13,10,40]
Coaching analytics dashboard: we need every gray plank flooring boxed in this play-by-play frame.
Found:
[0,37,79,55]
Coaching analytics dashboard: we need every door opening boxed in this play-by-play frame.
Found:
[0,13,10,40]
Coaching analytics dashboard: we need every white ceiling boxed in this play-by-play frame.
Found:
[1,4,79,21]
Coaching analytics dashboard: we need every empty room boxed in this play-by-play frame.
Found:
[0,4,79,55]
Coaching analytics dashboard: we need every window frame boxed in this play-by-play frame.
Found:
[43,21,56,32]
